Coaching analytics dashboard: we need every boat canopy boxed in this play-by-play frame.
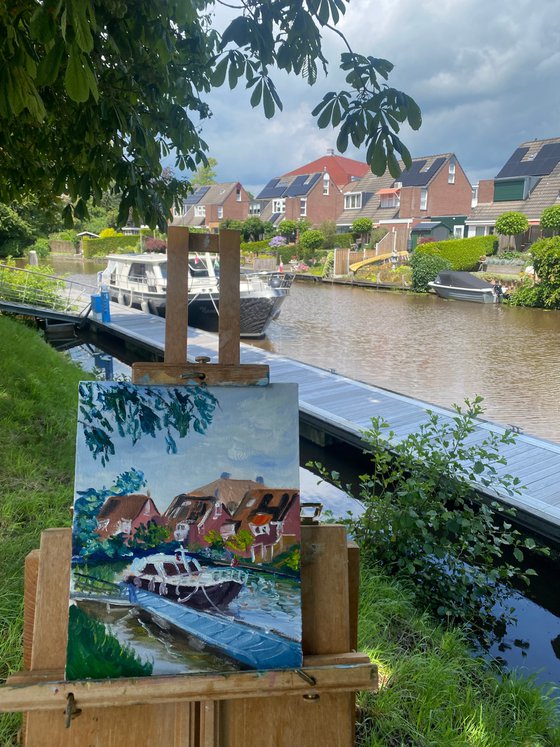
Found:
[433,271,493,290]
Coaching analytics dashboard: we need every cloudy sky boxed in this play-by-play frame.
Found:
[75,383,300,513]
[181,0,560,195]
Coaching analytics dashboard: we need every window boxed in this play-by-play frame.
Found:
[251,523,270,536]
[471,185,478,208]
[214,502,222,518]
[448,162,456,184]
[249,202,261,215]
[420,188,428,210]
[217,207,223,219]
[323,174,330,195]
[380,194,399,209]
[300,198,307,217]
[97,518,109,531]
[128,263,147,281]
[272,198,286,214]
[117,519,132,534]
[236,187,241,202]
[344,192,362,210]
[453,225,464,239]
[194,205,206,217]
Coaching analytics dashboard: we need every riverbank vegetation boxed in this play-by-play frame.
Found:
[0,316,558,745]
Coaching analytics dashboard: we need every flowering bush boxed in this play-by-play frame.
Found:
[269,235,287,248]
[143,237,166,253]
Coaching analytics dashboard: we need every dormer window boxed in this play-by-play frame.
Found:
[323,173,330,195]
[344,192,362,210]
[194,205,206,217]
[272,198,285,214]
[448,162,456,184]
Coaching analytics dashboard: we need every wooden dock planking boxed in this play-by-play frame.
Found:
[88,303,560,541]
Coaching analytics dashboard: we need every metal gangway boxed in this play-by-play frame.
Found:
[0,262,96,322]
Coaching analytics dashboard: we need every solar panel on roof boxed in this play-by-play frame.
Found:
[183,185,210,206]
[285,173,321,196]
[399,157,445,187]
[257,178,289,199]
[496,143,560,178]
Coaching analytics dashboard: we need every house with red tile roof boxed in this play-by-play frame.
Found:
[96,493,161,544]
[283,150,370,187]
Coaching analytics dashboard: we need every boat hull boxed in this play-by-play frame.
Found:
[428,284,497,304]
[126,575,244,610]
[108,284,291,337]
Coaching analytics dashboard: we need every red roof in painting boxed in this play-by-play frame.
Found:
[282,154,369,187]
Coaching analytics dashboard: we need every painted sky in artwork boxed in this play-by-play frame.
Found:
[75,382,300,513]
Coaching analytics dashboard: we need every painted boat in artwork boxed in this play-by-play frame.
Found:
[124,551,247,611]
[131,588,302,669]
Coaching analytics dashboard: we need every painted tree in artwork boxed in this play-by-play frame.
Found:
[78,382,219,465]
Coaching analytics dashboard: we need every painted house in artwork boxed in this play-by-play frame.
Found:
[96,493,161,543]
[231,487,300,563]
[164,475,299,562]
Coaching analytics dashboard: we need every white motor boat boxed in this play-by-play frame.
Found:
[100,252,294,337]
[428,271,499,304]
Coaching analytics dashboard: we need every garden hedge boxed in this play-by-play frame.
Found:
[239,240,270,253]
[82,235,140,258]
[415,235,496,271]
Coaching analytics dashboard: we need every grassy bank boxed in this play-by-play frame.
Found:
[0,316,93,744]
[0,316,558,745]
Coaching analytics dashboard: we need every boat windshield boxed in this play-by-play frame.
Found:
[189,256,211,278]
[159,262,168,279]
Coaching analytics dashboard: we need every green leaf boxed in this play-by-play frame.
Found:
[473,461,484,475]
[37,40,66,87]
[262,83,275,119]
[64,47,91,103]
[221,17,252,48]
[250,79,263,108]
[69,0,94,53]
[370,143,387,175]
[513,548,524,562]
[211,57,229,87]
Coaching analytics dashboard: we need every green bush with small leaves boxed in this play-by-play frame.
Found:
[495,211,529,238]
[540,205,560,235]
[416,235,496,271]
[409,251,452,291]
[82,235,140,258]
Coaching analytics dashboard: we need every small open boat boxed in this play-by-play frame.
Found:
[428,271,498,304]
[124,551,247,611]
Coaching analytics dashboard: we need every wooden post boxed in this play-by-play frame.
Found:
[217,230,240,365]
[165,226,190,364]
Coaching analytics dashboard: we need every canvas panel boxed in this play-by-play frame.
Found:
[67,381,301,679]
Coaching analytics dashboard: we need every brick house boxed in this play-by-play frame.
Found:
[465,137,560,245]
[230,487,300,563]
[96,493,161,543]
[171,182,250,230]
[336,153,472,252]
[256,150,370,228]
[163,476,267,546]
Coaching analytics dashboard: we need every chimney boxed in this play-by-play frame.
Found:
[256,475,264,484]
[220,471,231,480]
[327,148,335,156]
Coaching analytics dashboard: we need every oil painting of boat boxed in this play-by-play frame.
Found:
[67,381,302,680]
[428,270,498,304]
[100,252,294,337]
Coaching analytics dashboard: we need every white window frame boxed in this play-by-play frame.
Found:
[380,194,399,209]
[194,205,206,217]
[236,187,241,202]
[420,188,428,211]
[448,162,456,184]
[217,207,223,219]
[453,225,464,239]
[344,192,362,210]
[471,185,479,208]
[272,198,286,214]
[323,175,330,195]
[300,198,307,217]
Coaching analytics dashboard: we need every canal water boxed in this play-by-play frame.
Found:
[44,256,560,688]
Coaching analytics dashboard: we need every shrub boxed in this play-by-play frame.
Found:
[269,235,287,248]
[409,252,452,291]
[334,232,354,248]
[322,251,334,278]
[82,235,140,258]
[98,227,119,239]
[352,217,373,239]
[143,237,166,253]
[311,397,545,642]
[277,220,298,241]
[0,203,34,258]
[28,238,50,259]
[540,205,560,235]
[495,211,529,238]
[299,229,324,259]
[509,236,560,309]
[416,235,496,271]
[239,239,269,254]
[0,259,65,309]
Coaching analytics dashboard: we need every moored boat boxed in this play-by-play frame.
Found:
[100,252,294,337]
[124,551,247,611]
[428,270,498,304]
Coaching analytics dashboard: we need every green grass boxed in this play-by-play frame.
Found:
[0,316,94,745]
[357,568,560,746]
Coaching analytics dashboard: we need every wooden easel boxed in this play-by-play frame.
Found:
[0,227,377,746]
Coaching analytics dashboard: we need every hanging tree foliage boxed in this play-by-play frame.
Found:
[0,0,421,229]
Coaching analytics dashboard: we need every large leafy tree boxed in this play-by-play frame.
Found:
[0,1,421,230]
[190,157,218,187]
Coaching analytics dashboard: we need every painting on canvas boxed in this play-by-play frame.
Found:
[66,381,301,679]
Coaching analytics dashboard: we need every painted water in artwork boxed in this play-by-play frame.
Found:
[67,381,302,680]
